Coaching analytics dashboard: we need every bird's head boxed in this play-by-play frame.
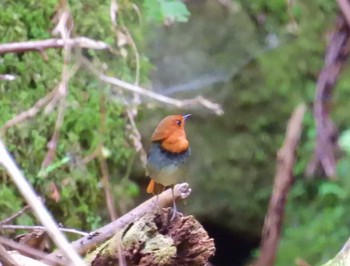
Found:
[151,114,191,153]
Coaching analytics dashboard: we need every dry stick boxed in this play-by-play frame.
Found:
[79,56,224,115]
[0,140,85,266]
[0,225,88,237]
[0,236,61,266]
[45,183,192,262]
[254,105,306,266]
[97,95,117,221]
[0,242,19,266]
[42,5,75,168]
[0,205,30,226]
[0,63,79,135]
[0,88,57,134]
[0,74,16,81]
[0,37,109,55]
[307,13,350,178]
[101,74,224,115]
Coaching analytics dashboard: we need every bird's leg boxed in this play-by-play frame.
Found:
[152,193,160,213]
[170,185,177,220]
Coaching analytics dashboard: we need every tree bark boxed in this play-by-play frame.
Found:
[254,105,306,266]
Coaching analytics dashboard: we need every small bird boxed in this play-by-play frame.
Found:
[146,114,191,219]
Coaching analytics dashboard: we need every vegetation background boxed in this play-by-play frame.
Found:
[1,0,350,265]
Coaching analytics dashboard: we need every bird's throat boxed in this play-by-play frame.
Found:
[160,136,189,154]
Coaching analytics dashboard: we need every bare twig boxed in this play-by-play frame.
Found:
[0,225,88,237]
[0,74,16,81]
[0,236,62,265]
[102,74,224,115]
[254,105,306,266]
[46,183,192,263]
[0,88,57,134]
[0,62,79,136]
[0,206,31,226]
[0,37,109,55]
[79,56,223,115]
[0,243,19,266]
[97,95,118,221]
[0,205,30,225]
[0,140,85,266]
[42,2,74,169]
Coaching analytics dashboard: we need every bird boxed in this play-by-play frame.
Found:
[146,114,191,219]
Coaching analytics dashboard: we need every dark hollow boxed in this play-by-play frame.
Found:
[202,221,260,266]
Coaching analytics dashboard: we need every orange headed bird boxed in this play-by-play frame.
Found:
[146,114,191,219]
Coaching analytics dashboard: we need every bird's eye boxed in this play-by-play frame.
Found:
[176,120,182,126]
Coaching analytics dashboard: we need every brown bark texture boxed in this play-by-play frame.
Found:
[88,208,215,266]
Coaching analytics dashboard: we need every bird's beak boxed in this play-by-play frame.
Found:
[182,114,191,120]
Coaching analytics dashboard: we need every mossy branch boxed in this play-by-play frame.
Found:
[86,208,215,266]
[45,183,192,264]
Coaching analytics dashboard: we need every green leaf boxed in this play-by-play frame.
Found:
[160,0,191,22]
[318,182,346,199]
[339,129,350,155]
[144,0,190,23]
[38,156,70,178]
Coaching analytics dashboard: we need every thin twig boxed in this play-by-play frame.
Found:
[101,74,224,114]
[97,95,118,221]
[0,225,88,237]
[0,236,62,266]
[122,25,140,87]
[0,243,19,266]
[0,140,85,266]
[0,74,16,81]
[0,37,109,55]
[79,56,223,115]
[0,63,79,136]
[0,205,31,226]
[254,104,306,266]
[0,88,57,134]
[42,3,74,169]
[45,183,192,263]
[81,147,100,164]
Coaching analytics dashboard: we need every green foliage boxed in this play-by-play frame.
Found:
[0,0,157,232]
[231,0,350,264]
[277,179,350,265]
[143,0,190,23]
[339,129,350,156]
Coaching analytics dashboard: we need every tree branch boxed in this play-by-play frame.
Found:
[0,225,88,237]
[0,205,30,226]
[45,183,192,263]
[254,104,306,266]
[101,73,224,115]
[0,243,19,266]
[0,37,109,55]
[307,12,350,178]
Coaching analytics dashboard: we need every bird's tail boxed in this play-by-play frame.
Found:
[147,179,164,194]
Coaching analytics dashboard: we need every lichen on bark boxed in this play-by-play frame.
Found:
[88,208,215,266]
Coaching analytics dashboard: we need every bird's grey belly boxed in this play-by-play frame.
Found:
[146,142,190,186]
